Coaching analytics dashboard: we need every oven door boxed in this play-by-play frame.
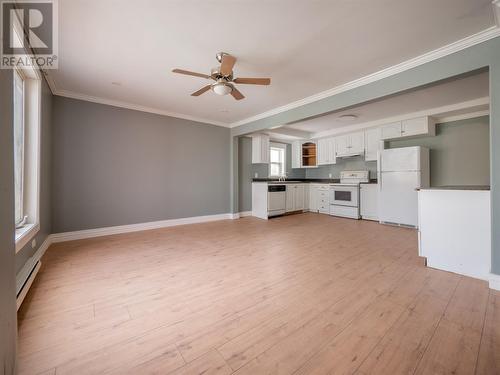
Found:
[330,186,358,207]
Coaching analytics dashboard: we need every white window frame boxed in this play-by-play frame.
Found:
[269,142,287,178]
[12,22,42,253]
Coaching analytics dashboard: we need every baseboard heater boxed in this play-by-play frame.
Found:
[16,259,41,311]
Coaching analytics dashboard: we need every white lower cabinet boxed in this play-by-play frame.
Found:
[360,183,379,221]
[286,184,305,212]
[309,185,330,214]
[309,185,319,212]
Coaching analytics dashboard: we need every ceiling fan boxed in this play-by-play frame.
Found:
[172,52,271,100]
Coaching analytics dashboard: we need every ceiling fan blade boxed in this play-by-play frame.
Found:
[230,86,245,100]
[191,85,212,96]
[172,69,211,79]
[233,77,271,85]
[220,54,236,76]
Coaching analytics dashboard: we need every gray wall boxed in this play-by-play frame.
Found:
[0,70,17,374]
[15,79,52,274]
[389,116,490,186]
[51,97,231,233]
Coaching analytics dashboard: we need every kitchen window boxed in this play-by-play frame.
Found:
[13,61,42,252]
[269,143,286,177]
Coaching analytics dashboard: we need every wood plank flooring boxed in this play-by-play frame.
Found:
[17,213,499,375]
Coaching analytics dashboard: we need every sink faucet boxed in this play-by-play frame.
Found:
[278,173,288,182]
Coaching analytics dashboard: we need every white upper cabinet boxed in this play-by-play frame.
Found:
[380,121,402,140]
[291,141,301,168]
[336,132,364,157]
[380,117,435,140]
[349,132,365,154]
[317,137,336,165]
[364,127,382,161]
[335,134,350,157]
[402,117,436,137]
[251,134,270,164]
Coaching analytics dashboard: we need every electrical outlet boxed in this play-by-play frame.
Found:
[31,239,37,248]
[328,173,332,178]
[254,172,258,178]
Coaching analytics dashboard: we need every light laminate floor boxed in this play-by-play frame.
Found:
[17,213,500,374]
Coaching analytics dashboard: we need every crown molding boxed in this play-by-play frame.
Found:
[54,89,230,127]
[44,26,499,130]
[44,71,230,127]
[311,97,490,139]
[230,26,500,128]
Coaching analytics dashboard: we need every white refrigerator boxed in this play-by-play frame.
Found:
[378,146,430,227]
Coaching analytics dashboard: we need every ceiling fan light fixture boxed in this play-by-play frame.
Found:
[212,82,232,96]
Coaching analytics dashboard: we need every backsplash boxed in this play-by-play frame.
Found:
[305,156,377,179]
[251,146,376,179]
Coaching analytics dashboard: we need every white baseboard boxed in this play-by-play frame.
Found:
[51,213,242,243]
[490,273,500,291]
[239,211,252,217]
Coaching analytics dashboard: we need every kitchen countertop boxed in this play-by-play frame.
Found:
[417,185,490,191]
[252,178,378,184]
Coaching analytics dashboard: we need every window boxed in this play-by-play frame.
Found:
[12,60,42,251]
[269,143,286,177]
[14,69,25,227]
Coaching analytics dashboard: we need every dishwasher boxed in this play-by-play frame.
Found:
[267,185,286,217]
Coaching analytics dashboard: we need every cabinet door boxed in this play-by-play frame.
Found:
[349,132,365,154]
[261,135,270,163]
[317,139,327,165]
[380,122,402,140]
[294,185,305,210]
[309,186,319,212]
[252,134,270,163]
[286,185,295,212]
[303,184,310,210]
[335,135,349,156]
[326,137,336,164]
[364,128,382,161]
[401,117,429,137]
[317,138,336,164]
[360,184,379,221]
[291,141,301,168]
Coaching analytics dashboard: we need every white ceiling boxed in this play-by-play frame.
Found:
[284,71,489,135]
[50,0,496,126]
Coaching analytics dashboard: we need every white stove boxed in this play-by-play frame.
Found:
[329,171,369,219]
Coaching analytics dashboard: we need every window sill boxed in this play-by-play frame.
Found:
[15,223,39,253]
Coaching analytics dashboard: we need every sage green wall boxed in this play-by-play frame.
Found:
[389,116,490,186]
[0,69,17,374]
